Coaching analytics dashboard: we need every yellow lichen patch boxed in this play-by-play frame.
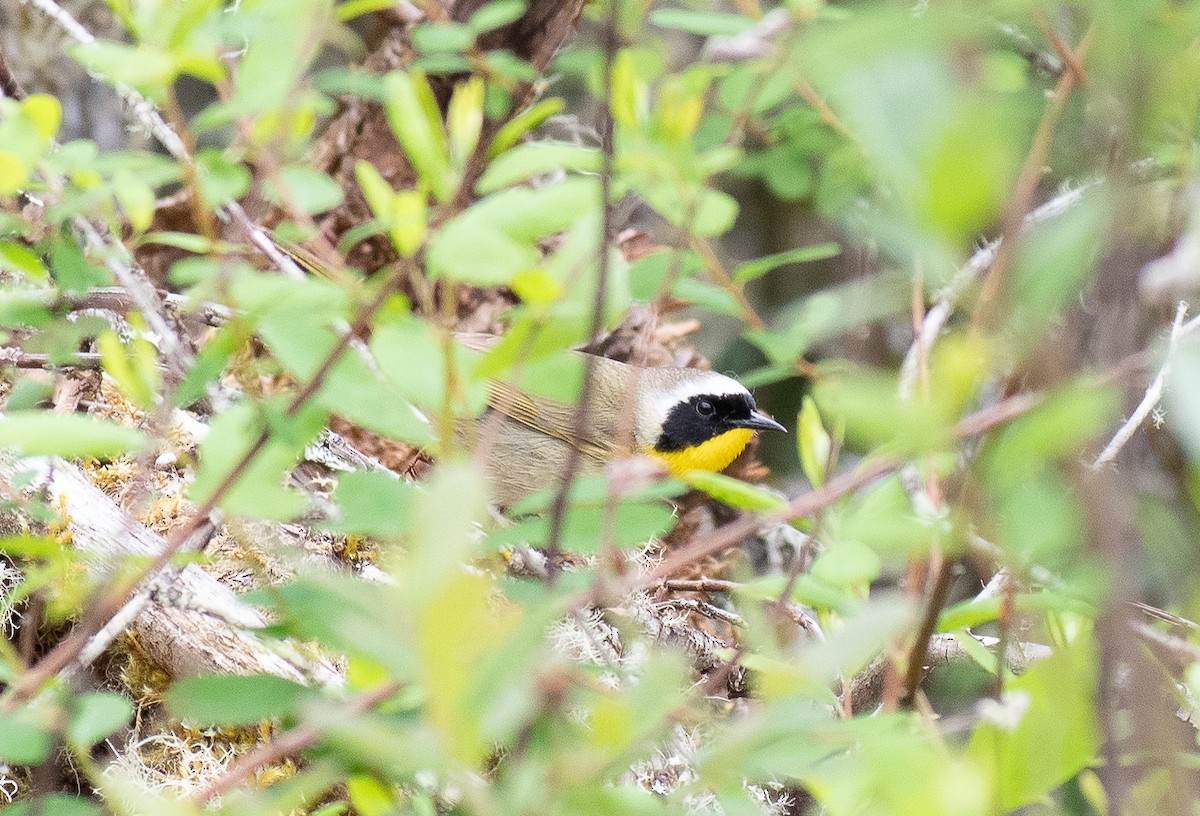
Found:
[85,456,138,492]
[333,534,378,566]
[111,630,173,708]
[46,492,73,545]
[93,378,147,426]
[142,492,187,536]
[253,757,298,788]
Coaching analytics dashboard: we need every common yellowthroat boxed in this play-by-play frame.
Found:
[274,242,785,504]
[471,354,786,507]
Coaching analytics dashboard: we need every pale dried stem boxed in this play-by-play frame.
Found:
[1092,301,1200,470]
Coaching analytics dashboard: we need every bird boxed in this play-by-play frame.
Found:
[271,243,786,504]
[466,353,786,507]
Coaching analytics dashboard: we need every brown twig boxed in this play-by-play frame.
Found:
[972,27,1094,331]
[0,46,27,100]
[689,234,766,330]
[898,558,954,707]
[1034,11,1089,86]
[544,0,618,559]
[658,578,740,594]
[193,681,402,803]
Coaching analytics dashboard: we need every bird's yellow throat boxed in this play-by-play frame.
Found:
[649,428,755,476]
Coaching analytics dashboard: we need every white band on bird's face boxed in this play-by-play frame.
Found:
[650,372,750,428]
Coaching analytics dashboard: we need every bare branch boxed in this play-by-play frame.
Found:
[1092,301,1199,470]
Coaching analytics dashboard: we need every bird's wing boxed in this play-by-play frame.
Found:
[485,380,618,462]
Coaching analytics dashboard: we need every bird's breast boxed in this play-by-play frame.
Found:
[647,428,754,475]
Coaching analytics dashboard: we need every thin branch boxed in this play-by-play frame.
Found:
[843,632,1052,716]
[192,681,402,804]
[544,0,617,559]
[1034,11,1089,86]
[654,597,745,627]
[0,46,27,100]
[68,287,231,326]
[972,26,1093,330]
[899,182,1094,399]
[1092,301,1195,470]
[898,558,954,706]
[657,578,740,594]
[0,350,103,369]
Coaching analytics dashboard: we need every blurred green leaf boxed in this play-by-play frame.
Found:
[733,243,841,284]
[189,399,318,519]
[166,674,307,725]
[649,9,752,36]
[467,0,525,33]
[263,165,345,215]
[682,470,786,512]
[797,395,831,487]
[427,178,598,285]
[0,412,147,458]
[67,691,133,747]
[967,639,1100,810]
[383,70,452,201]
[477,142,601,193]
[346,774,395,816]
[330,470,416,537]
[0,794,101,816]
[0,707,52,764]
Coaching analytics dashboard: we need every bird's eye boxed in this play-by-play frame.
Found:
[696,398,716,417]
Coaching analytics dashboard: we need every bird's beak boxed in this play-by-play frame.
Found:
[736,410,787,433]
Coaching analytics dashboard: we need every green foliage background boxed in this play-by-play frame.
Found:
[0,0,1198,814]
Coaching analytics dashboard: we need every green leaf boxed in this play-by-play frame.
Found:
[98,329,159,410]
[138,231,243,254]
[0,412,147,458]
[0,794,101,816]
[808,538,882,588]
[336,0,398,21]
[488,97,564,158]
[330,470,417,536]
[383,71,452,201]
[649,9,754,36]
[692,189,739,236]
[427,178,598,285]
[195,148,251,205]
[967,639,1100,810]
[166,674,307,725]
[68,691,133,747]
[50,238,109,293]
[797,396,831,487]
[0,242,47,279]
[733,243,841,284]
[263,165,345,215]
[346,774,395,816]
[447,76,485,169]
[412,21,476,53]
[112,169,156,233]
[19,95,62,142]
[476,142,601,193]
[0,708,52,764]
[189,400,317,519]
[682,470,786,512]
[72,41,177,98]
[467,0,525,33]
[354,160,395,220]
